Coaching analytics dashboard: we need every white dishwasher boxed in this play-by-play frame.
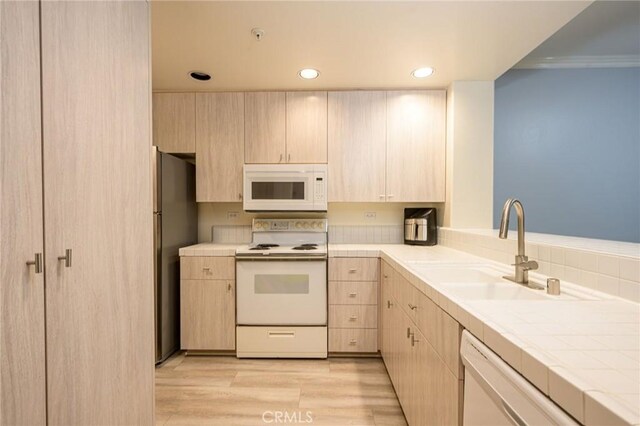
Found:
[460,331,578,426]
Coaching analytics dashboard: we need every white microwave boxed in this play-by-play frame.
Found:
[243,164,327,211]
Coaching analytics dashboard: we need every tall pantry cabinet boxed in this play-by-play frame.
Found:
[1,2,154,425]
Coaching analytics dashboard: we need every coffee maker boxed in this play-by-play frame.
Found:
[404,208,437,246]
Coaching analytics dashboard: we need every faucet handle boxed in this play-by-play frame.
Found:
[512,260,539,271]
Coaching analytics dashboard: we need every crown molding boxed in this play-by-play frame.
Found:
[514,55,640,69]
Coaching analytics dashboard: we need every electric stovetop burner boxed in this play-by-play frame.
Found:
[293,243,318,251]
[249,243,280,251]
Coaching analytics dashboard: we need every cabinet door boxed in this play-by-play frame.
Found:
[286,91,327,163]
[245,92,286,163]
[181,280,235,350]
[0,3,47,424]
[153,92,196,153]
[41,3,154,424]
[328,91,386,202]
[386,90,446,202]
[196,92,244,202]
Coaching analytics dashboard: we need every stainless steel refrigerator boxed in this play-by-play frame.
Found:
[153,147,197,364]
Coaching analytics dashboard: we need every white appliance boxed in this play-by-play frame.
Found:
[460,331,578,426]
[243,164,327,212]
[235,219,328,358]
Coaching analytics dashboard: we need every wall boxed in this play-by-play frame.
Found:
[494,68,640,242]
[197,202,442,242]
[443,81,495,228]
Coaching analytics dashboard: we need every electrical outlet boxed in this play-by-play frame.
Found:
[364,212,376,220]
[227,211,239,220]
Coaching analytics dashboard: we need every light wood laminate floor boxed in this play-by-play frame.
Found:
[156,353,407,425]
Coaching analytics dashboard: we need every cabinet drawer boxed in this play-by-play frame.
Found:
[329,258,379,281]
[329,328,377,353]
[329,281,378,305]
[181,256,235,280]
[329,305,377,329]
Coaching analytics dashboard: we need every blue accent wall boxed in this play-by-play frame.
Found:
[494,68,640,243]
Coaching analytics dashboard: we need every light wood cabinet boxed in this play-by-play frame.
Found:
[328,91,386,202]
[153,92,196,153]
[381,260,462,425]
[40,3,154,424]
[386,90,446,202]
[180,256,236,351]
[196,92,244,202]
[1,3,158,424]
[1,3,47,424]
[286,91,327,163]
[245,92,286,163]
[180,280,235,350]
[328,257,379,353]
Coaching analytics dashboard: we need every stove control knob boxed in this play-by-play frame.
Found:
[315,221,323,229]
[303,222,310,229]
[295,222,302,229]
[256,221,265,229]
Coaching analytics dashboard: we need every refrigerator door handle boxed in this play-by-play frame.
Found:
[153,212,162,362]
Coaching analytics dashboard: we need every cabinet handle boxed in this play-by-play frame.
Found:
[349,316,358,321]
[387,300,393,308]
[279,154,283,163]
[288,153,291,162]
[57,249,72,268]
[379,195,384,200]
[388,194,394,199]
[227,283,232,292]
[348,292,357,297]
[408,303,417,311]
[411,334,420,347]
[383,274,388,279]
[26,253,43,274]
[349,339,357,345]
[407,327,412,338]
[238,193,242,200]
[203,267,211,273]
[348,268,357,273]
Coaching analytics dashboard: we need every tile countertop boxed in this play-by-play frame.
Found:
[181,242,639,424]
[178,243,240,257]
[330,244,640,426]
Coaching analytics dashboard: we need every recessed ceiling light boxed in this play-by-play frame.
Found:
[189,71,211,81]
[411,67,434,78]
[298,68,320,80]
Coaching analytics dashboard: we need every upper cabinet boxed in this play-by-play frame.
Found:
[244,91,328,164]
[196,93,244,202]
[244,92,286,163]
[386,90,446,202]
[286,91,328,163]
[153,93,196,153]
[328,91,386,202]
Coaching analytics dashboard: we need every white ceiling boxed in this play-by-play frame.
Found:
[519,1,640,61]
[151,1,590,92]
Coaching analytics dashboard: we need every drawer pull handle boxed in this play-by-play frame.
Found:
[348,268,357,273]
[349,339,357,345]
[408,303,417,311]
[348,292,357,297]
[268,331,295,337]
[349,316,358,321]
[387,300,393,308]
[203,267,211,271]
[411,334,420,347]
[407,327,412,338]
[384,274,388,279]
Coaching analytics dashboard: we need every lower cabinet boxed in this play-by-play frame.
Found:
[180,256,236,350]
[381,260,463,425]
[328,257,380,354]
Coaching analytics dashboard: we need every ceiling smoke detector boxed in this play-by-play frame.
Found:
[251,28,265,41]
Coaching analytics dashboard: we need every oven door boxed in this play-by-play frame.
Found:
[236,259,327,325]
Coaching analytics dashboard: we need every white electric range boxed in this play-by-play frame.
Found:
[235,219,328,358]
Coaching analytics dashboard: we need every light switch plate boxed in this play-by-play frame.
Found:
[227,211,240,220]
[364,212,376,220]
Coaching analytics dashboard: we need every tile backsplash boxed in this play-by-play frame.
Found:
[328,225,404,244]
[439,228,640,303]
[210,225,251,244]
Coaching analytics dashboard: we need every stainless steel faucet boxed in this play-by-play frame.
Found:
[499,198,538,285]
